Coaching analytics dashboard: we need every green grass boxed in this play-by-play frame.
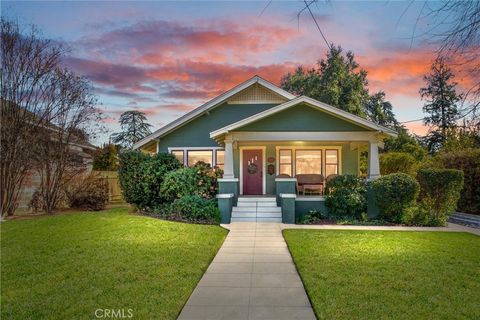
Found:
[1,208,227,320]
[283,230,480,320]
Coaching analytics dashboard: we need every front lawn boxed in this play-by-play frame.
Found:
[1,208,227,319]
[283,230,480,320]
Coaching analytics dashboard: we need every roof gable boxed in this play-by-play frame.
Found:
[210,96,398,138]
[133,75,295,149]
[236,103,369,132]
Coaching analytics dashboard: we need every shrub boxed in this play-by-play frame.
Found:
[161,161,222,202]
[371,173,419,222]
[435,150,480,214]
[118,151,181,210]
[169,195,220,224]
[380,152,417,176]
[92,144,119,171]
[325,175,367,218]
[416,168,464,224]
[297,209,328,224]
[65,173,109,211]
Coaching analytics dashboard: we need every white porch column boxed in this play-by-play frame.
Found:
[367,141,381,180]
[223,139,235,179]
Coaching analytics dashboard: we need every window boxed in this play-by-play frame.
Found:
[279,149,292,176]
[325,149,339,177]
[215,150,225,170]
[187,150,213,166]
[295,150,322,175]
[171,150,184,165]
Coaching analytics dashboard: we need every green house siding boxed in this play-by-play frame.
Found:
[237,104,370,132]
[157,103,279,152]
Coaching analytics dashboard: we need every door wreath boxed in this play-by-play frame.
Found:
[247,163,258,174]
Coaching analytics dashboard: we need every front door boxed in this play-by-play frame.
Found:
[242,149,263,195]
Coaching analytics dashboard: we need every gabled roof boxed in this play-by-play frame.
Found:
[210,96,398,139]
[132,76,296,149]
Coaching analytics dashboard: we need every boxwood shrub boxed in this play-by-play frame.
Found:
[325,175,367,218]
[416,168,464,224]
[371,173,419,222]
[118,151,181,210]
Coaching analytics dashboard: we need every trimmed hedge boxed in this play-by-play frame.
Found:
[371,173,419,222]
[436,150,479,214]
[416,168,464,224]
[380,152,417,176]
[325,175,367,218]
[118,151,181,210]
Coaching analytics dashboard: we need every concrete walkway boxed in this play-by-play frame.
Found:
[178,223,316,320]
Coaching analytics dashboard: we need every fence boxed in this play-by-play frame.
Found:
[93,171,124,204]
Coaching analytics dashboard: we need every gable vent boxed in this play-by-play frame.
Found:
[227,83,288,104]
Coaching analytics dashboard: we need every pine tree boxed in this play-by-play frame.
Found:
[420,58,462,152]
[111,111,152,149]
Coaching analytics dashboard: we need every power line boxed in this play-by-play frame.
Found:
[303,0,331,49]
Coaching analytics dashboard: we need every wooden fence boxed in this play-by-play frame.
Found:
[93,171,124,204]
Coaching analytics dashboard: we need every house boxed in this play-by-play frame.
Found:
[134,76,397,223]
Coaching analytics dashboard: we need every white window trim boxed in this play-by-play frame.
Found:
[168,147,224,167]
[275,146,342,177]
[239,146,266,195]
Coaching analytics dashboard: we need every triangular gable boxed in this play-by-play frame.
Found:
[227,83,288,104]
[133,76,295,149]
[210,96,398,138]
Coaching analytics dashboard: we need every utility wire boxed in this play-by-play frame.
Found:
[303,0,332,49]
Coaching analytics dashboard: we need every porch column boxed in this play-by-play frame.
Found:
[367,141,380,180]
[223,139,235,179]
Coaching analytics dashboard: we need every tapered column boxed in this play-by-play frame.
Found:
[367,141,380,180]
[223,139,235,179]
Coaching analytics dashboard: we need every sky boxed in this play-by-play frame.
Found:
[3,1,472,144]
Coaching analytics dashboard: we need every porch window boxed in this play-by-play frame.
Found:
[295,150,322,175]
[325,149,339,177]
[279,149,292,176]
[215,150,225,170]
[171,150,184,165]
[187,150,213,166]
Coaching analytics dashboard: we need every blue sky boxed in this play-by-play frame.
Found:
[4,1,466,144]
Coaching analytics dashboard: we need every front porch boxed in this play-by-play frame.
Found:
[215,134,383,224]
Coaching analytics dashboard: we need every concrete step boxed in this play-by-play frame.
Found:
[232,206,256,212]
[256,207,281,213]
[256,212,282,218]
[237,197,276,202]
[256,202,278,207]
[231,217,283,223]
[232,211,257,218]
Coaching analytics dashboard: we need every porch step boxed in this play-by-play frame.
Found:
[231,197,282,223]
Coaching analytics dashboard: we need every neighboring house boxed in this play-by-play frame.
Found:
[134,76,397,222]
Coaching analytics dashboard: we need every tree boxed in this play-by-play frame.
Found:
[33,72,100,214]
[0,19,101,216]
[111,111,152,149]
[365,91,399,128]
[93,144,119,171]
[383,128,427,161]
[420,58,462,152]
[281,45,369,117]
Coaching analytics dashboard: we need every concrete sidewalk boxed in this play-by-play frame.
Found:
[177,223,316,320]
